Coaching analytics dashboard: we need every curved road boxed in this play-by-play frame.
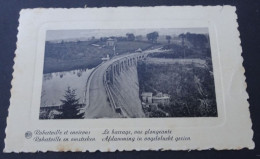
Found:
[84,48,162,118]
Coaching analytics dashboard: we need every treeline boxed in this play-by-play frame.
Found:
[179,32,209,49]
[99,31,160,43]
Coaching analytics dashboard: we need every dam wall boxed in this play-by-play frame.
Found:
[108,65,145,118]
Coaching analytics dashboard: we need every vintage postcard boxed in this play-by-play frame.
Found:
[4,6,254,152]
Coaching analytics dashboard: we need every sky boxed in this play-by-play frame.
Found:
[46,28,209,41]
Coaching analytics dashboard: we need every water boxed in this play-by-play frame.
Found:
[40,68,94,107]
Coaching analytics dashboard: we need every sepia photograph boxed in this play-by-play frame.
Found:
[39,28,217,119]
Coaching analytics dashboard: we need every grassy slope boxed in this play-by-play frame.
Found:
[115,41,155,54]
[43,40,155,73]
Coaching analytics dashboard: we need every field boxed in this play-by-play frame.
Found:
[149,43,211,59]
[43,40,156,73]
[115,41,156,54]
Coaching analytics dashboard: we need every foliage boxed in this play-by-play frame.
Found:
[39,109,50,119]
[58,87,84,119]
[39,109,62,119]
[146,32,159,43]
[44,40,156,73]
[135,35,143,41]
[166,35,172,44]
[137,60,217,117]
[179,32,208,48]
[44,41,110,73]
[126,33,135,41]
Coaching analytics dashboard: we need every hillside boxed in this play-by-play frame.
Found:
[43,40,155,73]
[137,58,217,117]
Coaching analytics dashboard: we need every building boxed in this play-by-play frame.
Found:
[141,91,170,108]
[91,44,100,47]
[152,92,170,106]
[141,92,170,105]
[106,38,115,46]
[101,54,110,61]
[141,92,153,104]
[135,48,142,53]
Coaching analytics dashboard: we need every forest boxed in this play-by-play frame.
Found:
[137,58,217,117]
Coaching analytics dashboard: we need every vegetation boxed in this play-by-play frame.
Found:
[39,109,50,119]
[43,31,210,74]
[58,87,84,119]
[166,35,172,44]
[44,40,156,73]
[126,33,135,41]
[179,32,209,49]
[146,32,159,43]
[150,43,211,59]
[115,41,155,54]
[137,60,217,117]
[39,87,84,119]
[43,41,109,73]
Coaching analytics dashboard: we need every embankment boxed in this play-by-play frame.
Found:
[108,66,145,118]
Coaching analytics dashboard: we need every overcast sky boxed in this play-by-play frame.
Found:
[46,28,209,41]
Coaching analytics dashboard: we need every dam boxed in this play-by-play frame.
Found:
[84,49,161,118]
[107,64,145,118]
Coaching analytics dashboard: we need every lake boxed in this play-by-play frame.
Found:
[40,68,94,107]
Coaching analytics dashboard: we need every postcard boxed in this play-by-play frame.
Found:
[4,6,254,152]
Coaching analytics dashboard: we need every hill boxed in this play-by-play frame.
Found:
[43,40,156,73]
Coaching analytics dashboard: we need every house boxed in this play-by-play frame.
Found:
[106,38,115,46]
[101,54,110,61]
[135,48,142,53]
[91,44,100,47]
[141,92,153,104]
[152,92,170,106]
[141,91,170,106]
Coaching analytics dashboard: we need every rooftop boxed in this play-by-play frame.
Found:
[141,92,153,96]
[107,38,114,41]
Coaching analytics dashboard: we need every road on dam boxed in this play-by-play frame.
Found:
[84,48,162,118]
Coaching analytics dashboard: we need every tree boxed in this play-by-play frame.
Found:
[126,33,135,41]
[179,33,208,48]
[166,35,172,44]
[146,32,159,43]
[178,33,186,46]
[59,87,84,119]
[135,35,143,41]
